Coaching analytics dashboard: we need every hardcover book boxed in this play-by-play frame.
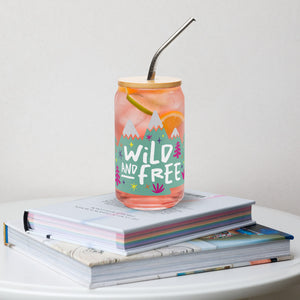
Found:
[23,190,255,255]
[4,221,293,289]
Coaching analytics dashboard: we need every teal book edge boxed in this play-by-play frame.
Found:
[200,223,294,251]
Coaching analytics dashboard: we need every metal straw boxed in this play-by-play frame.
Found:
[147,17,196,81]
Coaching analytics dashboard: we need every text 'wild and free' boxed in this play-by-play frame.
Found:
[121,141,181,185]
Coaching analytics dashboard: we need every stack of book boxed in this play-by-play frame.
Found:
[3,190,294,288]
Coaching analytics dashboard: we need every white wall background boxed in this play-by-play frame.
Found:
[0,1,299,298]
[0,0,299,215]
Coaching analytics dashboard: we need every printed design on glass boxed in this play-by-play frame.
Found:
[115,111,184,196]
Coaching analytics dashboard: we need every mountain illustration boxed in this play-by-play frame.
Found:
[170,128,179,139]
[122,120,140,138]
[148,111,163,131]
[121,111,182,141]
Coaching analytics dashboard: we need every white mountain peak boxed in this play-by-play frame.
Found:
[148,111,163,130]
[122,120,139,138]
[171,128,180,138]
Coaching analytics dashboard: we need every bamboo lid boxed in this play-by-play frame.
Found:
[118,76,181,89]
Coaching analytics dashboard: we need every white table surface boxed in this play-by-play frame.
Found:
[0,197,299,300]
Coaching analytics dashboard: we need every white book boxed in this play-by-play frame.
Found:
[4,220,293,289]
[24,190,255,255]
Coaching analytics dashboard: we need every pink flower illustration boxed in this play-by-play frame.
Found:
[152,183,165,193]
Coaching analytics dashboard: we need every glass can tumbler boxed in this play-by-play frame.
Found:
[114,76,185,210]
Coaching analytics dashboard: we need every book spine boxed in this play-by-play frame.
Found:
[3,223,8,246]
[23,211,31,231]
[2,222,14,247]
[3,223,15,247]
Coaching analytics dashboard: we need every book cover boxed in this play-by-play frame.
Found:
[40,223,294,267]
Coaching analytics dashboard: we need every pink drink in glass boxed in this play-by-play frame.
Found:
[115,77,185,210]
